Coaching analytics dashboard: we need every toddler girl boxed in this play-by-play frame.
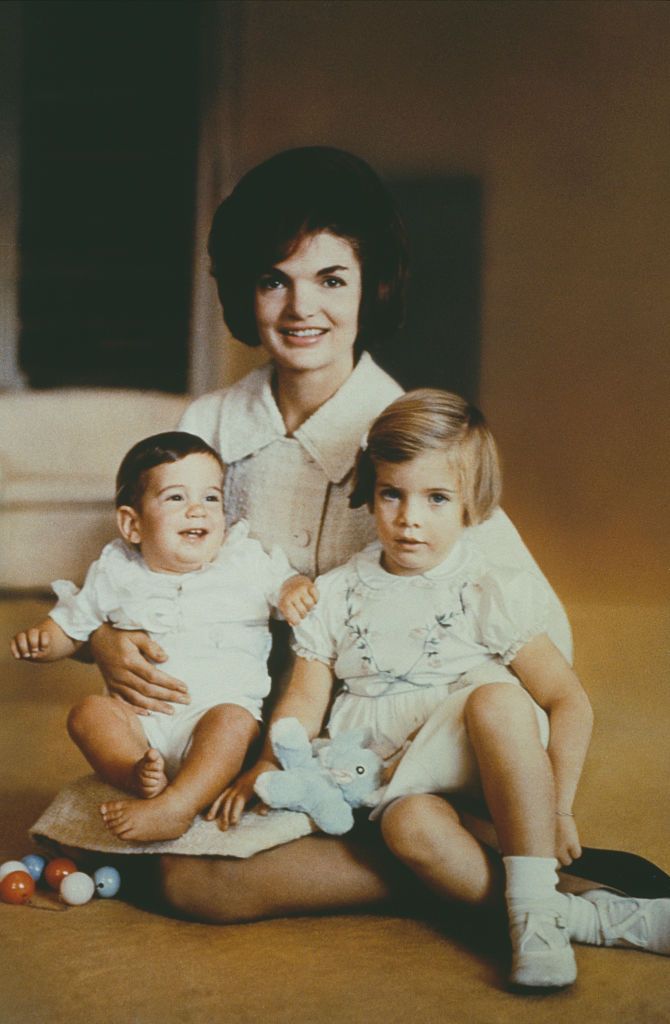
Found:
[11,431,315,844]
[217,390,670,989]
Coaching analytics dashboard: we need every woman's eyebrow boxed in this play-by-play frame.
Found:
[316,264,349,275]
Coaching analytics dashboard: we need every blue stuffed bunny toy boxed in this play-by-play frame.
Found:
[254,717,384,835]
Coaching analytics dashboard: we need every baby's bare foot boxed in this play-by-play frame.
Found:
[99,792,194,843]
[132,748,168,799]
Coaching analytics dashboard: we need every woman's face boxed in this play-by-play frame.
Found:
[254,231,363,379]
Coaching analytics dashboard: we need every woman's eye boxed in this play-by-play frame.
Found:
[323,276,345,288]
[258,275,284,291]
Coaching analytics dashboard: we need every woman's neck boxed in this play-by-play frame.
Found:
[273,358,355,435]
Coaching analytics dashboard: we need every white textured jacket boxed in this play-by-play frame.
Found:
[179,353,571,655]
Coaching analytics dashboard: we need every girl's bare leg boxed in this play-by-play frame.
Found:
[159,827,419,923]
[67,694,165,796]
[464,684,555,857]
[100,704,259,843]
[382,794,504,906]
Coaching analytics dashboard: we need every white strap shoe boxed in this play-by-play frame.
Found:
[508,900,577,989]
[580,890,670,955]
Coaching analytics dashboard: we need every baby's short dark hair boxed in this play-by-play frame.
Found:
[115,431,224,509]
[208,146,408,353]
[350,389,501,527]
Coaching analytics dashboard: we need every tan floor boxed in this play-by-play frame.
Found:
[1,596,669,1024]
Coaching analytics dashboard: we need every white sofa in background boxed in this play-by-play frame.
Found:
[0,388,189,590]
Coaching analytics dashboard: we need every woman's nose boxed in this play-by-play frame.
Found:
[285,282,317,319]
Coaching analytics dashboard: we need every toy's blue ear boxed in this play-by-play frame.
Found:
[333,729,374,753]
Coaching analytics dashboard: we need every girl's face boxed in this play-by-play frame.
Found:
[373,450,466,576]
[254,231,363,380]
[118,453,225,574]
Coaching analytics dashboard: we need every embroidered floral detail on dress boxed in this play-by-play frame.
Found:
[343,582,468,695]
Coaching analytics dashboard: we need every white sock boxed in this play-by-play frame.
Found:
[503,855,561,904]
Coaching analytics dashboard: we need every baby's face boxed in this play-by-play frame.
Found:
[125,453,225,574]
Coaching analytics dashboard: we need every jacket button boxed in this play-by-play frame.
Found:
[293,529,311,548]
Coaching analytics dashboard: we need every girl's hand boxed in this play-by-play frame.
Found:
[556,813,582,866]
[207,761,277,830]
[11,628,51,660]
[90,623,190,716]
[278,576,319,626]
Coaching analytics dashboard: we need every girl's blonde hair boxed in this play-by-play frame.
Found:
[350,389,501,526]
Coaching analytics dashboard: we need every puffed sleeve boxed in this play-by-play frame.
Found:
[49,556,109,641]
[473,567,549,664]
[291,573,339,667]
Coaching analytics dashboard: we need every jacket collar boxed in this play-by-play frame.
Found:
[218,353,402,484]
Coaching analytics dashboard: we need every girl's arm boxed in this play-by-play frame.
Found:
[88,624,190,715]
[11,617,81,662]
[510,633,594,864]
[210,656,335,829]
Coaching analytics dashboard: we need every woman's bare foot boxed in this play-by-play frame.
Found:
[132,748,168,798]
[99,790,194,843]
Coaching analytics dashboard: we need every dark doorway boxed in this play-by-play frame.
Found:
[18,1,199,392]
[378,177,482,402]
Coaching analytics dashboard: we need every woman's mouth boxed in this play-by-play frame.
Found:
[279,327,328,345]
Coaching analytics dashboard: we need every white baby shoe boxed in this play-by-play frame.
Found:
[508,899,577,989]
[578,890,670,955]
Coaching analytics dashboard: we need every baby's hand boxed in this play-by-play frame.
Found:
[278,575,319,626]
[11,627,52,660]
[555,813,582,867]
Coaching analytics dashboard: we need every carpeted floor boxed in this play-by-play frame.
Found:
[1,595,668,1024]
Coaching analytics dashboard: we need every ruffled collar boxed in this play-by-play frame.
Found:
[353,533,480,591]
[215,352,401,484]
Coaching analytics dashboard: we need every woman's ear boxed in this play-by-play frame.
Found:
[117,505,142,546]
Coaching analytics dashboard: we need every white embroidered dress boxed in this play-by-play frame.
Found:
[292,533,553,804]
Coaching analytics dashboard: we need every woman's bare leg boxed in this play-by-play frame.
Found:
[159,827,416,923]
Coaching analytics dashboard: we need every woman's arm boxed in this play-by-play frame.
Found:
[510,633,594,863]
[210,656,335,828]
[88,623,191,715]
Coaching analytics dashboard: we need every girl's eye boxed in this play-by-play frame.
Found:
[429,493,450,505]
[166,493,184,502]
[378,488,401,501]
[205,494,221,503]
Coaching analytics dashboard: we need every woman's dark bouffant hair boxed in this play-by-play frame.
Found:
[350,389,502,528]
[115,432,224,509]
[208,147,408,352]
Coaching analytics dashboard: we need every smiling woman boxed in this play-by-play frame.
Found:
[80,147,636,934]
[253,232,363,402]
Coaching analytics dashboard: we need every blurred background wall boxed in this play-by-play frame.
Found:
[194,0,670,607]
[2,0,669,607]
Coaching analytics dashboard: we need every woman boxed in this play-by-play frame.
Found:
[89,147,665,922]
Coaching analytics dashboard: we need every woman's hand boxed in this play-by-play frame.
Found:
[206,760,277,830]
[89,623,190,715]
[555,813,582,866]
[278,576,319,626]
